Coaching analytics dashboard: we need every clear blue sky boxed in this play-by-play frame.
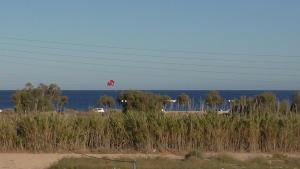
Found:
[0,0,299,90]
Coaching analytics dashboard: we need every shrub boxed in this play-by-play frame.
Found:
[177,93,191,111]
[11,83,68,113]
[291,92,300,113]
[272,153,288,160]
[205,91,224,110]
[185,149,203,160]
[98,95,115,109]
[119,91,164,113]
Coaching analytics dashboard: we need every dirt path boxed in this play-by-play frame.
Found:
[0,153,182,169]
[0,154,76,169]
[0,153,299,169]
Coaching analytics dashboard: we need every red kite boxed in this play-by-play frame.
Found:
[107,80,115,87]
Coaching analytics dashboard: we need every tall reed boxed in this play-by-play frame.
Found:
[0,111,299,152]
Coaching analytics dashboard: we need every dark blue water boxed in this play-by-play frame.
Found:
[0,90,297,111]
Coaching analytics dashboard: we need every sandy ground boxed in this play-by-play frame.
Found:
[0,153,299,169]
[0,154,71,169]
[0,153,182,169]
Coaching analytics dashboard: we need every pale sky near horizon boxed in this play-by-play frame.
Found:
[0,0,299,90]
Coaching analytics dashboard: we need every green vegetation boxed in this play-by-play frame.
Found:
[119,91,165,112]
[3,86,300,153]
[205,90,224,110]
[161,95,171,109]
[230,91,300,116]
[49,155,300,169]
[10,83,300,115]
[291,91,300,113]
[11,83,68,113]
[279,100,290,115]
[0,111,299,152]
[177,93,191,110]
[98,95,116,109]
[58,96,68,113]
[185,149,203,160]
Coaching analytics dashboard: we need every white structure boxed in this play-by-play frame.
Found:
[168,99,176,103]
[93,108,105,113]
[217,109,230,115]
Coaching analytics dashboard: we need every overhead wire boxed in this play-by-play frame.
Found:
[0,45,298,71]
[0,41,298,66]
[0,35,299,88]
[0,57,288,84]
[0,52,296,82]
[0,36,299,58]
[0,53,298,78]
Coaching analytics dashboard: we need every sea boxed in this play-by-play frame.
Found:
[0,90,297,111]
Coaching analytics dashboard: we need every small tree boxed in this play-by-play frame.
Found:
[58,96,68,113]
[291,92,300,113]
[239,96,247,114]
[230,96,248,115]
[177,93,191,111]
[161,95,171,109]
[12,82,64,113]
[279,100,289,115]
[254,92,277,113]
[119,91,163,113]
[205,90,224,110]
[48,83,61,109]
[98,95,116,109]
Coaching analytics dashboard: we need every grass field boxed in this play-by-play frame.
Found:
[48,154,300,169]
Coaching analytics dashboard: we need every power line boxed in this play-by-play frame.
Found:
[0,48,299,72]
[0,54,298,78]
[0,58,171,79]
[0,35,299,58]
[0,35,298,88]
[0,58,291,88]
[0,42,299,65]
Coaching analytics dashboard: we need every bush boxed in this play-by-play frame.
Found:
[291,92,300,113]
[185,149,203,160]
[205,91,224,110]
[119,91,164,113]
[272,153,288,159]
[177,93,191,111]
[98,95,115,109]
[11,83,68,113]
